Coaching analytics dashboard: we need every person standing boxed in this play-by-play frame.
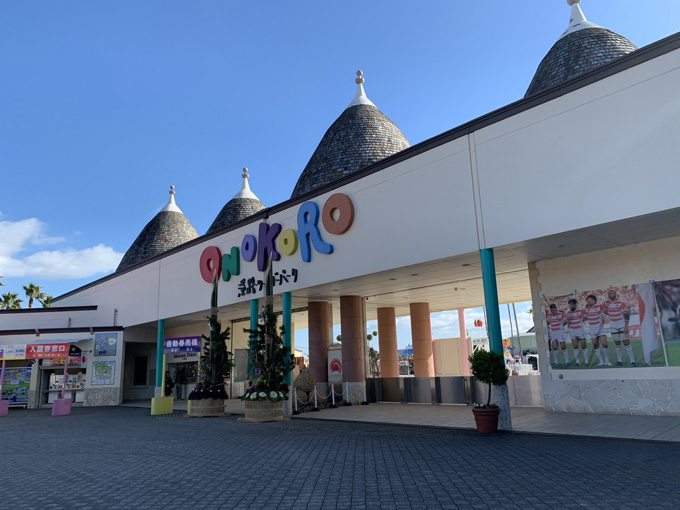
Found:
[566,298,588,366]
[585,295,612,366]
[604,289,636,366]
[164,371,175,397]
[547,304,569,367]
[176,365,187,399]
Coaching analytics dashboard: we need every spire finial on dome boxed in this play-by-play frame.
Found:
[231,166,260,201]
[561,0,599,38]
[347,69,375,109]
[161,185,183,213]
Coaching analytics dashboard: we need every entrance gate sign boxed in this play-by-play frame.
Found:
[199,193,355,284]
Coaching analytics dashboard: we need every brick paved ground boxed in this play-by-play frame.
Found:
[2,406,679,509]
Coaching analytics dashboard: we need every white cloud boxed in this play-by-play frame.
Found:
[0,218,122,280]
[395,316,411,329]
[0,218,65,257]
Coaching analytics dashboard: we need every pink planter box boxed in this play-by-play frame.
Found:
[0,400,9,417]
[51,398,72,416]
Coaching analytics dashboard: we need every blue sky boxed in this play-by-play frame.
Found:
[1,1,677,345]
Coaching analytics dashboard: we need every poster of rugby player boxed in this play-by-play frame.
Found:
[652,279,680,366]
[544,282,664,369]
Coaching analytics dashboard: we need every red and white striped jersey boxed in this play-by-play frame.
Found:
[547,310,566,332]
[566,309,586,329]
[605,299,628,328]
[585,303,604,326]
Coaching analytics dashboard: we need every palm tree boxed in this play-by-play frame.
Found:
[1,292,24,309]
[23,283,43,309]
[38,293,54,308]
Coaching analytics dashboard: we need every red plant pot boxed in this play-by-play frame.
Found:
[472,407,500,434]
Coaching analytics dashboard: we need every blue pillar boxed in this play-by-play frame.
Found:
[480,248,503,354]
[249,299,259,378]
[282,292,292,386]
[155,319,165,388]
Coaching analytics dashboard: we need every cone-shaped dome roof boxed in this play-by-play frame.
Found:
[291,71,410,199]
[525,1,637,97]
[206,168,266,234]
[117,186,199,271]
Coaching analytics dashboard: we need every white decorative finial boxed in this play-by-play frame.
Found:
[232,167,260,201]
[560,0,599,39]
[347,69,375,109]
[162,185,182,213]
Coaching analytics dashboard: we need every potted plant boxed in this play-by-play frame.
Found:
[240,307,294,423]
[187,315,233,417]
[468,349,509,434]
[188,275,233,417]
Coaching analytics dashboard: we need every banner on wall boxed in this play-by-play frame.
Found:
[652,278,680,366]
[0,344,26,360]
[543,282,667,370]
[0,367,31,404]
[92,361,115,385]
[94,333,118,357]
[328,348,342,382]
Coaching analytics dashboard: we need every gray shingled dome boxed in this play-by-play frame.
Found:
[206,197,265,234]
[291,104,410,198]
[525,27,637,97]
[117,210,198,271]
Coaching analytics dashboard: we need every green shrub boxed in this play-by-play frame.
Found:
[468,349,509,407]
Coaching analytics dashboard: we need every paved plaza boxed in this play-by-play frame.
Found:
[2,406,680,509]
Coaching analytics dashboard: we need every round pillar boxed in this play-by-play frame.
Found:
[410,302,434,377]
[377,307,399,378]
[340,296,365,382]
[308,301,332,383]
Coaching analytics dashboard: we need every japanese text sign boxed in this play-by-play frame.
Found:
[25,343,69,359]
[163,336,201,354]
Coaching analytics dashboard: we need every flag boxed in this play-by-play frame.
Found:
[637,282,660,365]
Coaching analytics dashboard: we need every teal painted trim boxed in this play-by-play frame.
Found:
[249,299,259,379]
[282,292,292,386]
[480,249,503,354]
[155,319,165,387]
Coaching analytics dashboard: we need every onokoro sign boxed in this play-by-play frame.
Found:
[199,193,354,285]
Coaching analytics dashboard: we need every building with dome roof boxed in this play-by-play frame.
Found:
[117,186,199,272]
[526,1,638,97]
[2,1,680,422]
[291,71,410,199]
[207,168,266,235]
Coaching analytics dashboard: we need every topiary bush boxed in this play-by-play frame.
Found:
[468,349,509,408]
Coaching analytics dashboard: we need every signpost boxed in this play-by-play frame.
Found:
[0,359,7,416]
